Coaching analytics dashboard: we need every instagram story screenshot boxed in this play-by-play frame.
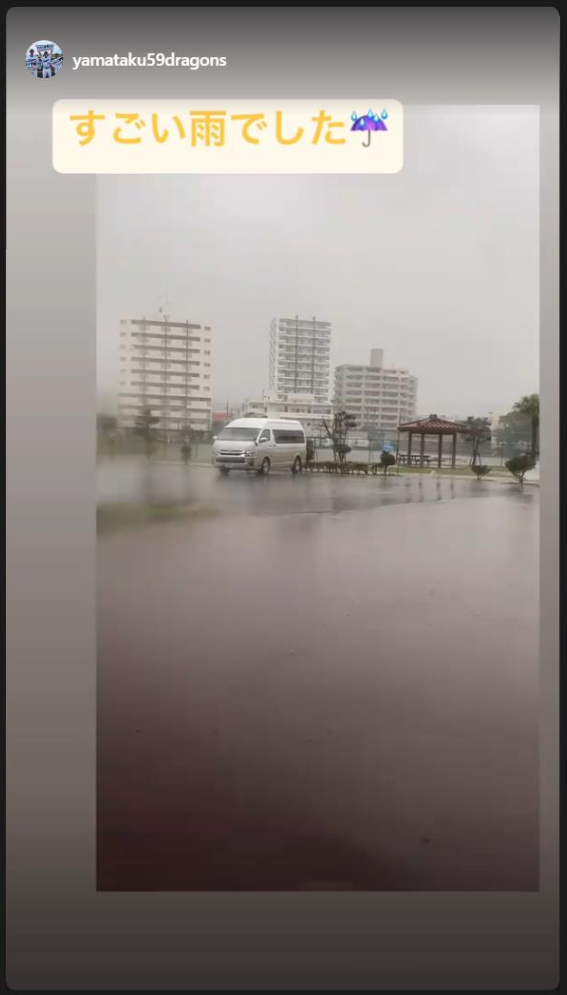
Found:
[5,8,560,992]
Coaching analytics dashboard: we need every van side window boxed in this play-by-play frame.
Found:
[273,429,305,444]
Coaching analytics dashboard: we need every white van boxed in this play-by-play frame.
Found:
[212,418,306,475]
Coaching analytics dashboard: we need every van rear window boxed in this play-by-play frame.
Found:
[273,429,305,444]
[218,427,259,441]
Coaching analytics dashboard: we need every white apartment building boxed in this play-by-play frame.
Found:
[269,316,332,402]
[334,348,418,435]
[117,316,213,436]
[241,392,333,438]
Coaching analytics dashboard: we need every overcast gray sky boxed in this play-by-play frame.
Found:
[97,105,539,418]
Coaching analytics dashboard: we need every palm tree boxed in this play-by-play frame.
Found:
[512,394,539,459]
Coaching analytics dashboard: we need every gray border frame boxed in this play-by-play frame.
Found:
[6,7,559,990]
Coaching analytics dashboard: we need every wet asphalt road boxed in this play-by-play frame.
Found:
[97,468,539,890]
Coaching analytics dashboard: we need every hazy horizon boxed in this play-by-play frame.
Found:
[96,105,539,420]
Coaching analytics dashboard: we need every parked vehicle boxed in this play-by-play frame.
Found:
[212,418,306,475]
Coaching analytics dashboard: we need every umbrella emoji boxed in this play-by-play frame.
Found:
[351,108,388,147]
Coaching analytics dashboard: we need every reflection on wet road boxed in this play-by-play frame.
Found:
[98,459,519,517]
[97,462,539,890]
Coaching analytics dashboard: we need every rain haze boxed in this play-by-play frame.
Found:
[96,106,539,417]
[95,104,542,893]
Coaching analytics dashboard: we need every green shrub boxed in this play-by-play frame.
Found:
[505,454,535,484]
[379,451,396,474]
[471,464,491,480]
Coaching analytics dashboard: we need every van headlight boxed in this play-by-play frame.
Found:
[245,449,255,457]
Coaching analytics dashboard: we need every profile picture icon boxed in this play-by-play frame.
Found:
[26,40,63,79]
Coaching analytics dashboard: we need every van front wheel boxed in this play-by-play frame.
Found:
[292,456,302,474]
[258,457,271,475]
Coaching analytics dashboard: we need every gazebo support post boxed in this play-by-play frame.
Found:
[438,433,443,468]
[452,432,457,468]
[407,432,413,466]
[419,434,426,467]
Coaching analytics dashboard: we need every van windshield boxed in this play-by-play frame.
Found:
[218,427,259,441]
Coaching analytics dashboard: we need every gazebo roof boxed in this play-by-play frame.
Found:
[397,415,465,434]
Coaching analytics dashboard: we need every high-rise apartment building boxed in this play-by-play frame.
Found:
[334,349,418,435]
[117,316,213,436]
[269,316,332,402]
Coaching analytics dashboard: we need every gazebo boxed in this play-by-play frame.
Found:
[396,415,467,469]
